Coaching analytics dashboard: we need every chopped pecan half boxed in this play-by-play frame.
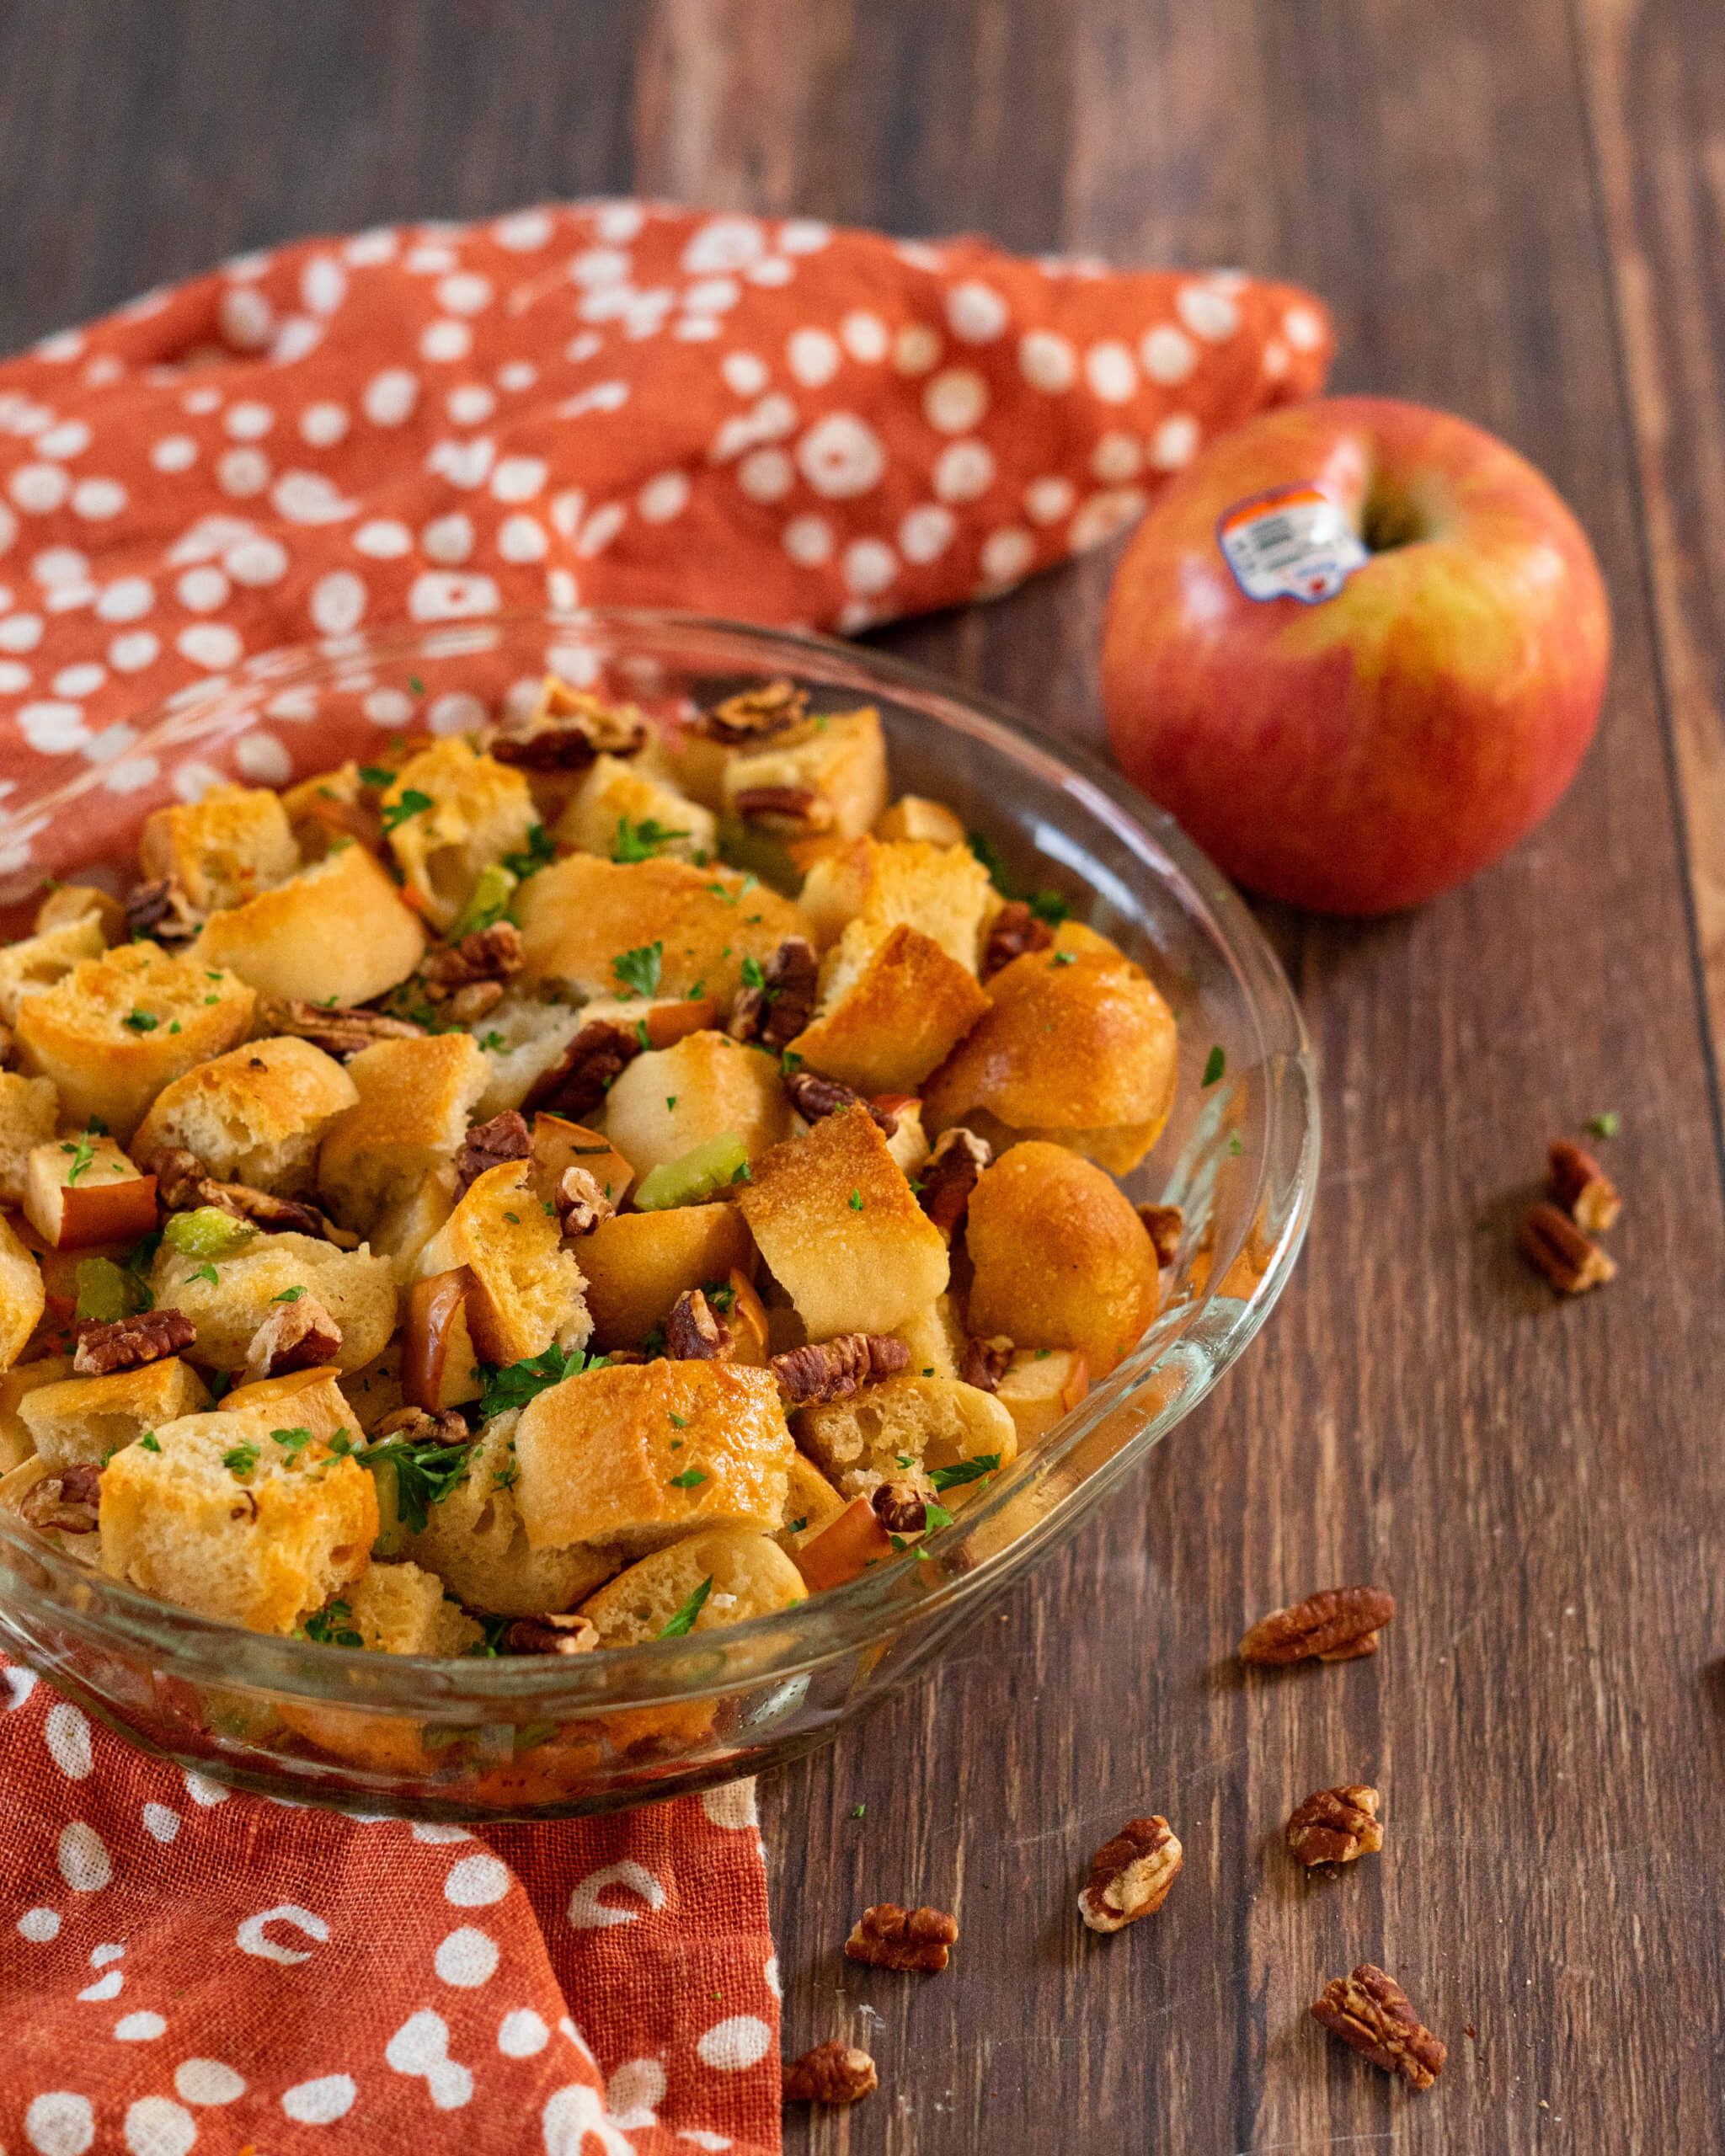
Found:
[20,1463,103,1534]
[844,1903,958,1973]
[772,1331,910,1405]
[243,1293,343,1383]
[732,784,834,835]
[1517,1202,1616,1294]
[729,937,820,1051]
[665,1287,732,1362]
[916,1128,991,1242]
[252,995,425,1058]
[123,877,205,947]
[1311,1964,1445,2089]
[375,1405,472,1446]
[1078,1815,1183,1932]
[701,678,809,745]
[556,1165,615,1241]
[782,2041,878,2105]
[454,1110,532,1198]
[981,899,1055,978]
[504,1613,600,1657]
[1238,1585,1397,1666]
[782,1067,897,1137]
[871,1480,927,1535]
[488,680,646,770]
[523,1019,643,1120]
[1287,1785,1384,1867]
[146,1146,358,1247]
[424,923,525,999]
[1547,1140,1621,1235]
[1138,1203,1184,1268]
[73,1308,196,1377]
[959,1334,1012,1392]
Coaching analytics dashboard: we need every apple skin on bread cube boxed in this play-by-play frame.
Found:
[382,738,538,934]
[793,1371,1017,1503]
[133,1036,358,1197]
[19,1358,211,1468]
[0,1215,46,1373]
[577,1524,805,1646]
[576,1203,755,1351]
[191,843,426,1008]
[13,942,255,1143]
[965,1141,1161,1377]
[150,1232,396,1374]
[415,1159,592,1367]
[99,1408,378,1636]
[788,924,990,1097]
[738,1104,948,1341]
[602,1031,792,1182]
[0,1073,59,1205]
[514,1359,792,1555]
[139,782,300,912]
[317,1032,491,1232]
[0,916,108,1027]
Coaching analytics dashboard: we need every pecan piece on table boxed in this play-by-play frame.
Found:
[1546,1139,1621,1235]
[123,877,205,947]
[252,995,425,1058]
[523,1019,643,1121]
[1517,1202,1616,1294]
[1077,1815,1183,1933]
[772,1331,909,1406]
[959,1334,1013,1392]
[981,899,1055,979]
[729,937,819,1050]
[701,679,809,745]
[243,1293,343,1383]
[665,1287,733,1362]
[782,1066,897,1136]
[871,1480,927,1535]
[487,680,646,770]
[1238,1585,1397,1666]
[916,1128,991,1242]
[73,1308,196,1377]
[20,1463,103,1534]
[1311,1963,1446,2089]
[844,1903,958,1973]
[1138,1202,1184,1268]
[731,784,834,835]
[454,1110,532,1198]
[504,1613,600,1657]
[556,1165,616,1241]
[1287,1785,1384,1867]
[782,2041,878,2105]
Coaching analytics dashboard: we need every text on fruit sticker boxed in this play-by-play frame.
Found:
[1216,483,1369,604]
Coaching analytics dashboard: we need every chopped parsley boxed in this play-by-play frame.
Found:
[1228,1131,1243,1155]
[658,1575,713,1636]
[1202,1044,1226,1086]
[1051,950,1076,968]
[613,815,690,863]
[781,1049,804,1076]
[270,1427,316,1453]
[848,1188,864,1211]
[138,1431,161,1454]
[480,1030,506,1051]
[222,1443,260,1477]
[358,764,397,788]
[669,1467,706,1488]
[668,1412,689,1428]
[702,1280,735,1313]
[611,941,664,998]
[271,1285,307,1304]
[478,1342,591,1417]
[927,1453,1001,1492]
[302,1599,364,1648]
[123,1009,158,1033]
[785,1516,808,1535]
[1028,889,1070,926]
[63,1132,96,1186]
[408,675,426,696]
[923,1502,954,1529]
[190,1262,218,1287]
[491,1456,520,1491]
[360,1429,474,1534]
[739,954,766,990]
[502,823,557,881]
[382,787,434,832]
[851,1801,866,1820]
[633,1020,650,1050]
[1586,1111,1621,1139]
[665,1096,678,1112]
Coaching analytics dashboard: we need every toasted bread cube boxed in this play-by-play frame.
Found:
[24,1135,157,1251]
[19,1358,211,1469]
[279,762,383,862]
[132,1035,359,1196]
[874,795,967,847]
[0,1073,59,1204]
[772,1450,849,1556]
[140,783,300,912]
[150,1232,397,1374]
[578,1524,804,1644]
[602,1031,791,1182]
[191,843,425,1007]
[515,1359,791,1553]
[994,1348,1092,1449]
[0,1354,72,1470]
[892,1295,965,1380]
[738,1104,948,1339]
[398,1415,620,1615]
[513,854,813,1008]
[922,922,1178,1175]
[99,1408,377,1634]
[794,1372,1017,1502]
[0,1452,102,1566]
[35,883,126,945]
[966,1141,1159,1376]
[370,1166,458,1283]
[335,1560,484,1655]
[555,754,717,867]
[722,707,887,840]
[577,1203,755,1350]
[798,837,993,969]
[467,990,589,1116]
[221,1365,358,1444]
[330,1345,403,1437]
[383,738,537,933]
[880,1097,930,1177]
[0,1214,47,1370]
[317,1032,491,1231]
[789,924,989,1097]
[416,1159,591,1367]
[0,917,107,1026]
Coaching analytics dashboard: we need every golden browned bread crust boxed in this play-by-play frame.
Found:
[789,924,990,1097]
[133,1035,359,1195]
[383,737,538,933]
[191,844,425,1007]
[578,1524,805,1645]
[20,1358,211,1467]
[602,1031,792,1182]
[317,1032,491,1230]
[139,783,300,912]
[576,1203,756,1350]
[416,1158,592,1367]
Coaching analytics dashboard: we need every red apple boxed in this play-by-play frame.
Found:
[1102,396,1610,914]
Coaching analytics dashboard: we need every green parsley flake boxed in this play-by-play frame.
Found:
[478,1342,591,1417]
[1202,1044,1226,1086]
[739,953,766,990]
[123,1009,158,1033]
[611,941,664,998]
[64,1133,96,1187]
[612,815,690,863]
[1051,951,1076,968]
[666,1096,678,1112]
[669,1467,707,1488]
[223,1443,260,1477]
[271,1286,307,1304]
[657,1575,713,1636]
[923,1502,954,1529]
[927,1453,1001,1492]
[302,1599,364,1648]
[358,764,397,788]
[191,1263,218,1287]
[138,1431,161,1454]
[382,787,435,833]
[848,1188,864,1211]
[786,1516,808,1535]
[1228,1131,1243,1155]
[851,1801,866,1820]
[669,1412,689,1428]
[1585,1111,1621,1139]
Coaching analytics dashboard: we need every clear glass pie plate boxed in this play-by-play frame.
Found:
[0,609,1318,1819]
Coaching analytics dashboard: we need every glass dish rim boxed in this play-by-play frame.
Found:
[0,606,1319,1719]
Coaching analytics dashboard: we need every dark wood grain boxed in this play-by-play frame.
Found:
[2,3,1720,2149]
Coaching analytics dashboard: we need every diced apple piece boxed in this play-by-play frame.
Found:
[401,1266,483,1411]
[24,1137,157,1251]
[793,1496,894,1591]
[529,1115,633,1210]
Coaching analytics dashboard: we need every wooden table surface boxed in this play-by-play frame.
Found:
[3,4,1721,2150]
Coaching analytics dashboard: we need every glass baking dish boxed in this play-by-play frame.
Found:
[0,608,1317,1819]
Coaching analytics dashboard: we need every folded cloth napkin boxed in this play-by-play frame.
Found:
[0,201,1332,2152]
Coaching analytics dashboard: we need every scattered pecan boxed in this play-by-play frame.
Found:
[454,1110,532,1198]
[1077,1816,1183,1932]
[1547,1140,1621,1235]
[916,1128,991,1242]
[1311,1964,1446,2089]
[729,937,820,1050]
[981,899,1055,978]
[1138,1203,1184,1268]
[732,784,834,835]
[504,1613,600,1657]
[123,877,205,947]
[701,679,809,745]
[1287,1785,1384,1867]
[665,1287,732,1362]
[772,1331,910,1405]
[73,1308,196,1377]
[844,1903,958,1973]
[556,1165,615,1241]
[1238,1585,1397,1666]
[959,1334,1013,1392]
[252,995,425,1058]
[145,1147,357,1247]
[523,1019,643,1120]
[871,1481,927,1535]
[243,1293,343,1383]
[1517,1202,1616,1294]
[20,1464,103,1534]
[424,923,525,998]
[374,1405,472,1446]
[488,680,646,770]
[782,1067,897,1136]
[782,2041,878,2105]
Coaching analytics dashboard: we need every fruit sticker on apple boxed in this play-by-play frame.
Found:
[1217,483,1370,605]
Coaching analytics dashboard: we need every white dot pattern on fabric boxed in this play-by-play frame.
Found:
[281,2073,358,2124]
[45,1700,93,1780]
[498,2007,550,2056]
[1085,340,1138,403]
[151,435,198,473]
[932,439,996,504]
[1150,413,1200,469]
[782,515,833,568]
[567,1859,666,1930]
[445,1850,510,1906]
[542,2084,636,2156]
[435,1926,501,1987]
[947,280,1008,343]
[1176,281,1241,342]
[174,2058,245,2104]
[310,571,367,635]
[236,1903,328,1964]
[24,2089,95,2155]
[698,1780,758,1831]
[300,400,350,446]
[386,2009,473,2110]
[362,368,419,425]
[123,2095,196,2156]
[77,1968,124,2002]
[788,328,841,387]
[1140,323,1197,384]
[355,518,413,558]
[97,577,153,622]
[19,1906,61,1942]
[1018,328,1076,391]
[696,2015,773,2072]
[57,1820,111,1892]
[115,2012,167,2041]
[606,2056,667,2127]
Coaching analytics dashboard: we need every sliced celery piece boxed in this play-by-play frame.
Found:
[163,1206,259,1260]
[633,1132,750,1212]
